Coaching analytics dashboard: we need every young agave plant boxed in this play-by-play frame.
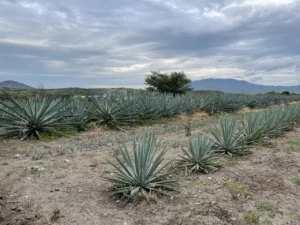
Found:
[241,112,265,145]
[0,94,67,140]
[179,135,220,173]
[104,133,175,202]
[211,116,248,156]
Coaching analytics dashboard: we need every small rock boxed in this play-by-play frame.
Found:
[11,207,23,212]
[64,159,70,163]
[54,189,60,192]
[14,154,20,158]
[31,166,45,172]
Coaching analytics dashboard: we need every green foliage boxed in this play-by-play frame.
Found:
[104,133,175,202]
[179,135,220,173]
[0,93,67,140]
[281,91,290,95]
[291,177,300,186]
[256,202,281,218]
[39,127,77,141]
[244,212,260,224]
[65,98,91,131]
[211,117,249,156]
[90,94,136,127]
[242,113,265,144]
[145,71,192,95]
[184,120,192,136]
[202,93,245,114]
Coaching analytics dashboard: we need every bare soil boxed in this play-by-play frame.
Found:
[1,114,300,225]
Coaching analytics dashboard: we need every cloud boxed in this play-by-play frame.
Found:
[0,0,299,88]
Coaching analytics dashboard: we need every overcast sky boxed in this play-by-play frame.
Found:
[0,0,300,88]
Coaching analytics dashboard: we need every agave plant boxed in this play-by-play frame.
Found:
[179,135,220,173]
[90,94,137,127]
[104,133,175,202]
[211,116,248,156]
[0,94,67,140]
[262,107,291,138]
[65,98,91,131]
[241,112,266,145]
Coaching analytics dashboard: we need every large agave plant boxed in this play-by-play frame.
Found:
[211,116,248,156]
[90,95,136,127]
[104,133,175,202]
[179,135,220,173]
[241,112,266,144]
[65,98,91,131]
[0,94,67,140]
[262,107,291,138]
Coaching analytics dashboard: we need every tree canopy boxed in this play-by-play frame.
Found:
[145,71,193,95]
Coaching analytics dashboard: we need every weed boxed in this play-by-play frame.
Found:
[55,147,73,156]
[226,180,253,199]
[296,212,300,221]
[39,128,77,141]
[90,158,99,168]
[185,120,192,136]
[31,150,47,160]
[260,141,277,148]
[291,177,300,186]
[50,209,61,222]
[244,212,260,224]
[256,202,281,218]
[287,140,300,153]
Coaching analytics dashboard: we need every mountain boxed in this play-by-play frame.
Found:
[191,78,300,94]
[0,80,34,89]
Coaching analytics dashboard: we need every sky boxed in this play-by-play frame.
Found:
[0,0,300,88]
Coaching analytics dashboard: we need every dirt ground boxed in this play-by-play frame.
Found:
[1,113,300,225]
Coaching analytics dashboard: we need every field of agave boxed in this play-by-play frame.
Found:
[1,90,300,224]
[104,103,300,200]
[0,91,300,140]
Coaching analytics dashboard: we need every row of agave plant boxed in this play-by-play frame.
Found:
[0,91,300,140]
[105,104,300,201]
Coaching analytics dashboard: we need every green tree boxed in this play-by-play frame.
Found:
[145,71,193,95]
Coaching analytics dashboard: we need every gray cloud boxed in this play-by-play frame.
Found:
[0,0,300,88]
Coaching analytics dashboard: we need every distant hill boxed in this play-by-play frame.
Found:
[191,78,300,94]
[0,80,34,89]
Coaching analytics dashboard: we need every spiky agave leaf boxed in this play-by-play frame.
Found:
[211,116,249,156]
[179,135,221,173]
[0,93,67,140]
[104,133,175,202]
